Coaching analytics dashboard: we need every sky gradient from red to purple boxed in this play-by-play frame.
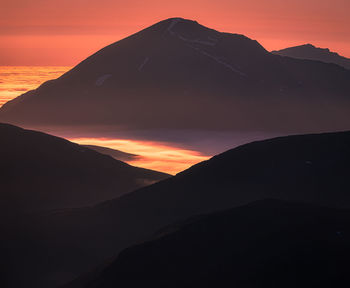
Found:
[1,0,349,65]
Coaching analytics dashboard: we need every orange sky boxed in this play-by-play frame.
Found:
[1,0,349,65]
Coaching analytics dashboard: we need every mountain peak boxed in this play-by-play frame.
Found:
[147,17,200,32]
[146,17,266,55]
[156,17,199,26]
[301,43,331,53]
[163,17,195,23]
[302,43,315,48]
[272,44,350,69]
[148,17,216,38]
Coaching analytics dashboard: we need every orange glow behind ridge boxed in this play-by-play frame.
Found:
[71,137,210,175]
[0,66,207,175]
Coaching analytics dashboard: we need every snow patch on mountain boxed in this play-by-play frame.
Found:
[177,35,217,46]
[166,18,218,47]
[167,18,183,35]
[138,57,150,72]
[208,36,218,42]
[95,74,112,86]
[187,45,247,76]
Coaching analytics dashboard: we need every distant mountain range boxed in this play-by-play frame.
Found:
[272,44,350,70]
[0,18,350,133]
[67,199,350,288]
[0,123,169,216]
[4,129,350,288]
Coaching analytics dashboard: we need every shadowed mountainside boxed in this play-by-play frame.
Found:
[67,199,350,288]
[0,123,169,215]
[272,44,350,70]
[1,18,350,133]
[3,130,350,288]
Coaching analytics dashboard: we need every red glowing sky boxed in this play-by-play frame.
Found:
[1,0,349,65]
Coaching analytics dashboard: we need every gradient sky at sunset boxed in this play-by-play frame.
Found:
[1,0,349,66]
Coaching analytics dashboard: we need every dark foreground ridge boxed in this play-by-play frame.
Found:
[70,199,350,288]
[2,130,350,287]
[0,123,169,215]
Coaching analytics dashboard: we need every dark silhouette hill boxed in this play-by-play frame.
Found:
[69,200,350,288]
[272,44,350,70]
[1,18,350,133]
[4,130,350,287]
[82,145,138,162]
[0,123,169,215]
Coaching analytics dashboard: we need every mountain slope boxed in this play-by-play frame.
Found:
[0,123,169,215]
[82,145,138,162]
[5,130,350,288]
[73,200,350,288]
[1,18,350,133]
[272,44,350,70]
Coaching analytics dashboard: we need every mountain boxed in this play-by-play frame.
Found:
[4,130,350,287]
[0,123,169,215]
[82,145,138,162]
[1,18,350,133]
[272,44,350,70]
[67,200,350,288]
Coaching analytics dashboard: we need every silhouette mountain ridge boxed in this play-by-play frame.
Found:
[4,18,349,133]
[272,43,350,70]
[0,123,169,215]
[3,129,350,288]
